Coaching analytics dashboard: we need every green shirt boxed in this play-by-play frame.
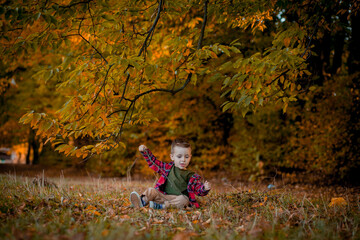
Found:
[164,166,194,196]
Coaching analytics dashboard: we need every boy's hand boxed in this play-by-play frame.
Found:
[139,145,148,152]
[204,181,211,191]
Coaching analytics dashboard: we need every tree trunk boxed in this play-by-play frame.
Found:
[348,14,360,74]
[346,12,360,182]
[25,128,40,165]
[32,138,39,165]
[26,141,31,165]
[330,12,347,75]
[25,128,32,165]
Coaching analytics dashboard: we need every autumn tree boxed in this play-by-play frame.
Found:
[2,1,307,153]
[2,0,359,182]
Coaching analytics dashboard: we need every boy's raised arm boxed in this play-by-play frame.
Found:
[188,174,211,196]
[139,145,168,175]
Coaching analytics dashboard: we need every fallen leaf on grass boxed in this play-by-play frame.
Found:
[152,218,164,224]
[202,218,211,227]
[138,226,147,231]
[329,197,347,207]
[93,210,101,216]
[101,229,109,237]
[106,207,115,216]
[121,214,131,219]
[172,231,198,240]
[17,202,26,213]
[72,232,85,240]
[176,227,186,231]
[86,205,97,211]
[236,225,245,232]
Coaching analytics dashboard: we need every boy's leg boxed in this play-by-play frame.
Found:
[142,188,189,209]
[141,188,167,205]
[164,195,189,209]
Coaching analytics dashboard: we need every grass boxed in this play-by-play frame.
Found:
[0,173,359,240]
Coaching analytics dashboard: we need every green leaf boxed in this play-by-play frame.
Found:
[219,61,232,70]
[244,96,252,106]
[219,46,231,57]
[309,86,317,91]
[191,73,197,85]
[234,58,243,68]
[237,75,247,85]
[222,102,235,112]
[223,77,231,86]
[283,102,288,113]
[237,94,247,104]
[209,73,222,82]
[230,46,241,54]
[220,89,231,98]
[55,144,67,153]
[31,113,42,126]
[241,107,248,117]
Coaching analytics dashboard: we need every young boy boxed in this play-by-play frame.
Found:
[130,138,211,209]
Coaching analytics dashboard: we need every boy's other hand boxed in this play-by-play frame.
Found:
[204,181,211,191]
[139,145,148,152]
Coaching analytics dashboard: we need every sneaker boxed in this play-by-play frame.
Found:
[130,191,145,208]
[149,201,164,209]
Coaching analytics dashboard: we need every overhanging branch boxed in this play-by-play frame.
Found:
[112,0,209,143]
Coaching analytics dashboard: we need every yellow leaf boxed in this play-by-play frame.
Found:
[101,230,109,236]
[75,150,82,158]
[210,51,218,58]
[93,210,101,216]
[245,82,252,89]
[290,83,296,91]
[280,76,284,84]
[121,214,130,219]
[86,205,96,210]
[176,227,186,231]
[186,40,193,48]
[329,197,347,207]
[284,37,291,47]
[184,49,191,57]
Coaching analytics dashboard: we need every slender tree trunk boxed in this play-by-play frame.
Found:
[32,139,39,165]
[25,128,32,165]
[310,15,332,85]
[330,12,347,75]
[25,128,40,165]
[25,144,31,164]
[348,12,360,139]
[346,12,360,182]
[348,14,360,74]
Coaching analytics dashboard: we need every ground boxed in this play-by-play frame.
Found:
[0,166,359,239]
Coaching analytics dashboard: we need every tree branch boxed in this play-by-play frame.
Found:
[266,19,320,87]
[78,18,108,64]
[88,2,96,37]
[91,64,114,105]
[112,0,209,143]
[198,0,209,49]
[58,0,94,9]
[138,0,163,57]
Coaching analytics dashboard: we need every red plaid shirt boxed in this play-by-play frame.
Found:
[141,148,210,208]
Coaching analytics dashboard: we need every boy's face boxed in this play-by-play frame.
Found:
[170,146,192,169]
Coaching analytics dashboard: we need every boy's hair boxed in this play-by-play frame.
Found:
[171,138,191,153]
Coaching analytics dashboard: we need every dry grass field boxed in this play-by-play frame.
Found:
[0,167,359,240]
